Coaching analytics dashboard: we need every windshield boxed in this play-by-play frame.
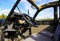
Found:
[14,0,37,17]
[0,0,58,19]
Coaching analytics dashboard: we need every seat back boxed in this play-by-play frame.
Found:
[54,24,60,41]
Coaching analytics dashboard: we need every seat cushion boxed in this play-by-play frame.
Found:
[39,30,53,37]
[23,31,53,41]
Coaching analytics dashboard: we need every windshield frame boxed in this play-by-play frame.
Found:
[4,0,21,24]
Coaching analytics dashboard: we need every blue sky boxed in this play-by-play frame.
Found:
[0,0,58,19]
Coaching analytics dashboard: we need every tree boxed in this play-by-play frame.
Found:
[0,15,2,18]
[2,14,7,19]
[0,14,7,19]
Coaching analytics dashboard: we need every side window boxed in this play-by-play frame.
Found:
[35,7,54,21]
[30,0,58,18]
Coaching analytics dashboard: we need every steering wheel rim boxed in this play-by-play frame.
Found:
[22,14,34,26]
[22,14,38,27]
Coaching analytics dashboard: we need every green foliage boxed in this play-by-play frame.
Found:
[36,18,54,21]
[0,14,7,19]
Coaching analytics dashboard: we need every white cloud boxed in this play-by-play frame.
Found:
[52,0,58,1]
[0,8,2,11]
[0,9,1,10]
[20,0,31,9]
[20,0,36,16]
[21,0,27,2]
[35,8,54,20]
[0,9,10,15]
[36,0,42,2]
[22,0,37,17]
[48,0,58,2]
[0,9,23,16]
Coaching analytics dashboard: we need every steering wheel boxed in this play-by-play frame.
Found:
[22,14,38,27]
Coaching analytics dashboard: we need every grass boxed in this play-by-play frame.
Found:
[36,18,54,21]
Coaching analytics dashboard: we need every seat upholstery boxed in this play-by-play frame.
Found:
[23,25,60,41]
[23,31,53,41]
[54,24,60,41]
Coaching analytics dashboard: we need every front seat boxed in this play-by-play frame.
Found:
[54,24,60,41]
[23,24,60,41]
